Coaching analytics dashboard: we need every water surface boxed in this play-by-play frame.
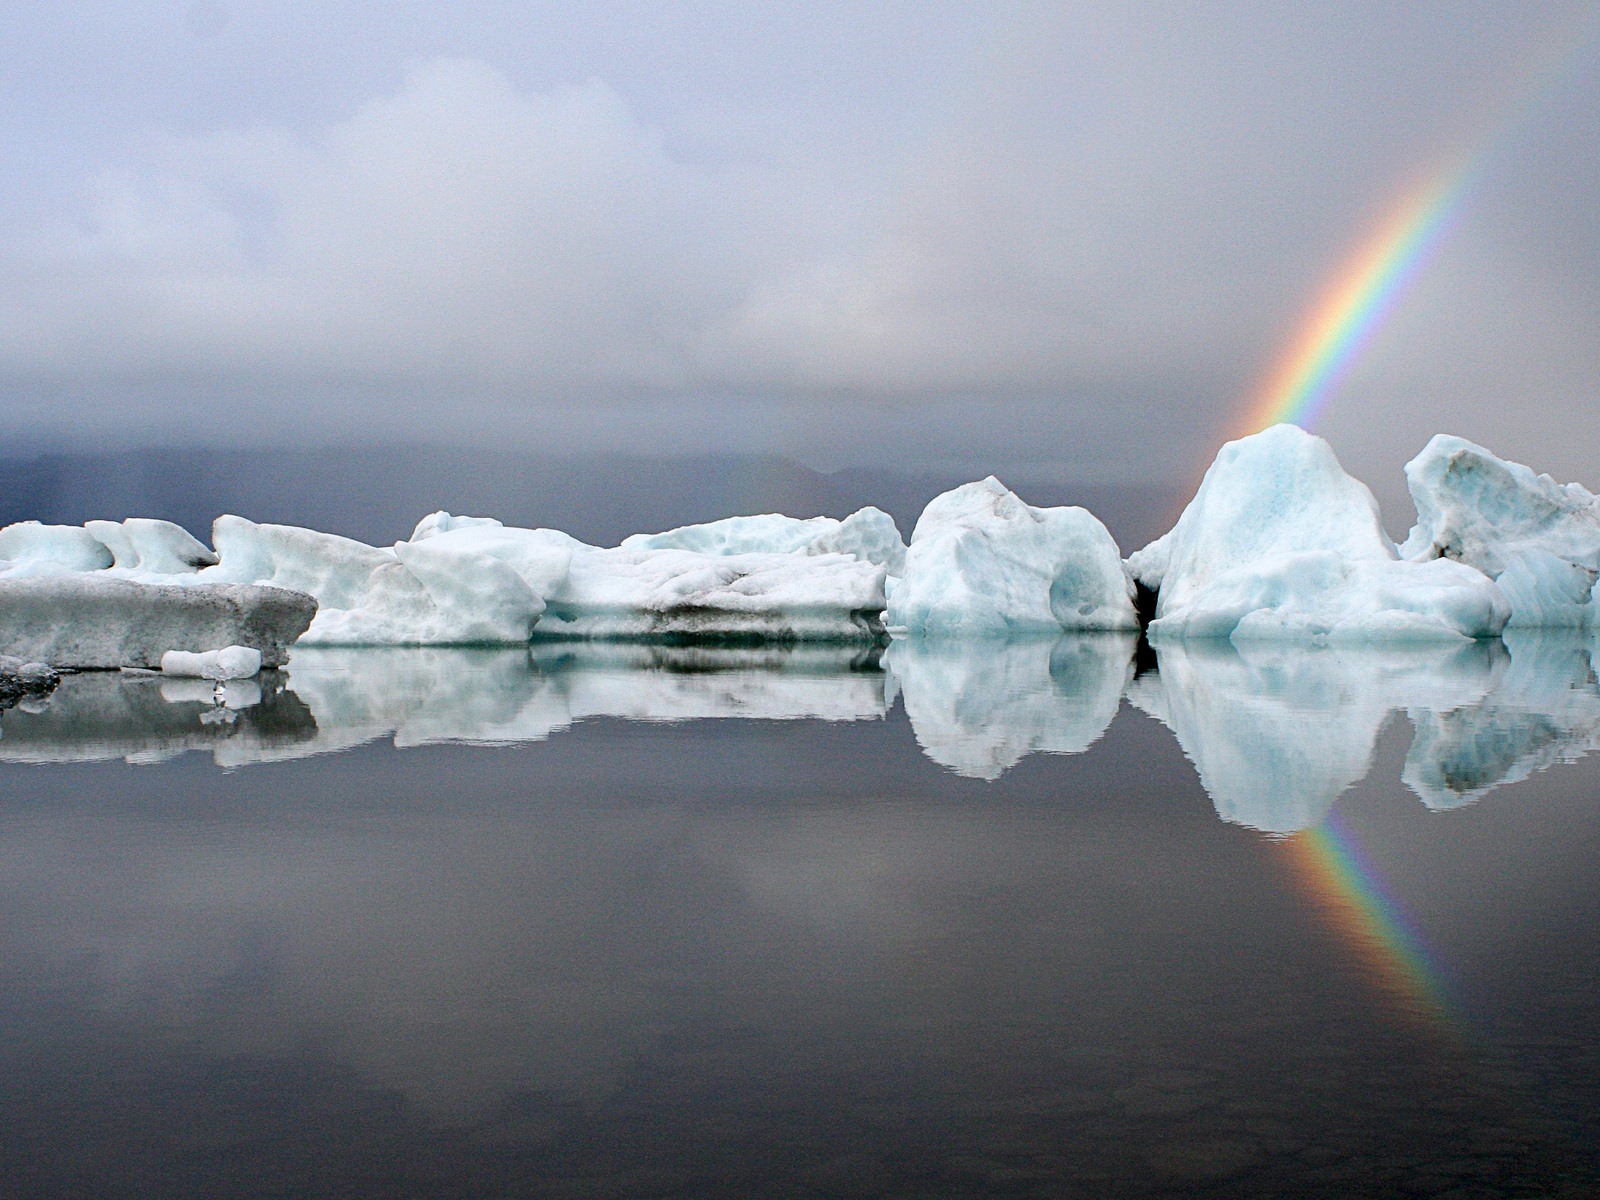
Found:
[0,636,1596,1198]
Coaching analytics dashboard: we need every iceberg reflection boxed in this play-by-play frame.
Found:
[0,644,890,766]
[1128,640,1505,833]
[5,635,1600,820]
[885,634,1134,779]
[0,671,317,766]
[1402,630,1600,810]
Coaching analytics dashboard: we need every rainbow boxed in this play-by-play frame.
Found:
[1238,10,1600,436]
[1280,812,1458,1034]
[1242,165,1472,433]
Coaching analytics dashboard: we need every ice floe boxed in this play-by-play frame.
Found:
[888,478,1137,636]
[1130,425,1509,644]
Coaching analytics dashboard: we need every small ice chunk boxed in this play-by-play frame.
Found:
[161,645,263,680]
[1401,434,1600,627]
[0,654,62,705]
[889,477,1137,636]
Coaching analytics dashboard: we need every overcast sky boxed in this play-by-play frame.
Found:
[3,1,1597,504]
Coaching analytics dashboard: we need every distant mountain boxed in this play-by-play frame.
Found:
[0,446,1182,554]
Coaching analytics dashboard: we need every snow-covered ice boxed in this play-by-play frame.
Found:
[1130,425,1509,644]
[0,576,316,669]
[886,634,1133,779]
[888,478,1137,637]
[623,508,907,576]
[1401,434,1600,628]
[86,518,219,574]
[0,521,114,576]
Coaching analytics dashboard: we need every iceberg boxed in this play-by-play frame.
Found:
[200,516,546,646]
[1130,425,1509,644]
[888,478,1138,636]
[191,514,886,646]
[0,576,316,669]
[1401,434,1600,627]
[886,634,1134,779]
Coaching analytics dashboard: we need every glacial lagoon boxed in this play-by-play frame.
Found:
[0,635,1597,1197]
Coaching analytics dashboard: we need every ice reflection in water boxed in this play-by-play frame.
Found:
[884,634,1133,779]
[1,638,1598,1197]
[5,633,1600,825]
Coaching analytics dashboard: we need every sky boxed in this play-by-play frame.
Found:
[3,1,1598,511]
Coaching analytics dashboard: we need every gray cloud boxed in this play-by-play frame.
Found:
[1,2,1597,496]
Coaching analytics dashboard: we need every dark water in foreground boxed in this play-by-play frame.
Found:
[0,637,1597,1198]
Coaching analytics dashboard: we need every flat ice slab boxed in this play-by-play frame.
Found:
[0,576,316,669]
[1130,425,1509,644]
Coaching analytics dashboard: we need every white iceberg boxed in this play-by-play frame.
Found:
[0,575,316,669]
[192,514,886,646]
[1401,434,1600,628]
[622,507,907,575]
[1130,425,1509,644]
[886,634,1134,779]
[200,516,545,646]
[888,478,1137,637]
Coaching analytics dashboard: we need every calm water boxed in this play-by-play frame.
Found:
[0,635,1597,1199]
